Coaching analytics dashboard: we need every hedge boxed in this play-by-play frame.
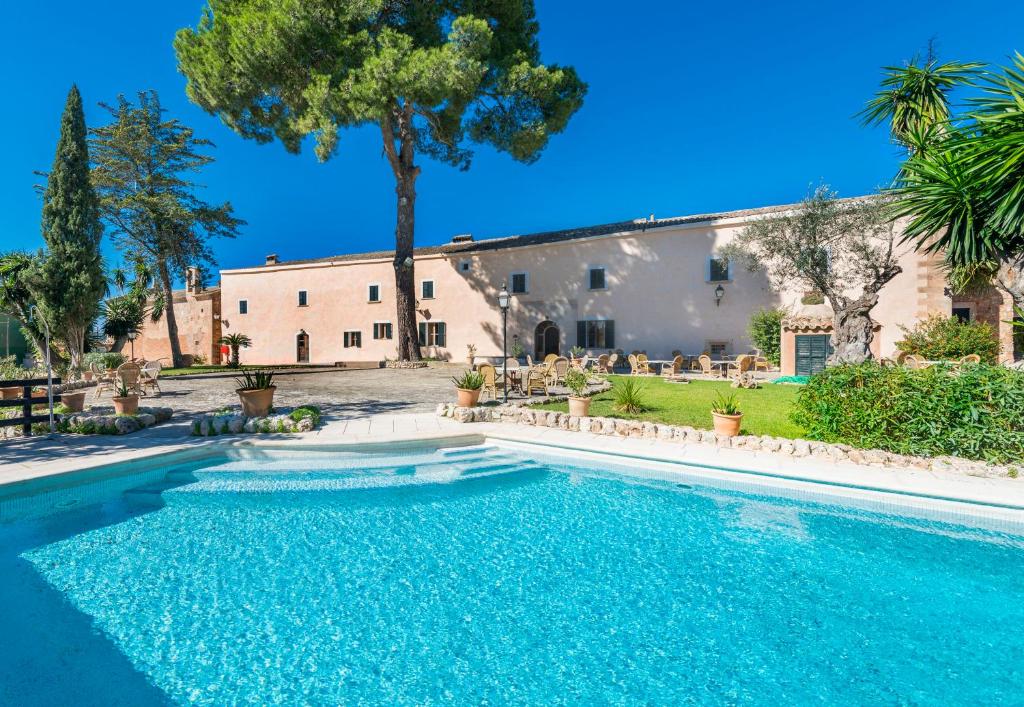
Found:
[792,362,1024,463]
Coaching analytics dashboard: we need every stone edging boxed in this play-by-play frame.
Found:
[61,406,174,435]
[435,402,1018,480]
[191,408,319,436]
[385,360,429,369]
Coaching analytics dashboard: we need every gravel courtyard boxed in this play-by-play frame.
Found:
[147,366,461,420]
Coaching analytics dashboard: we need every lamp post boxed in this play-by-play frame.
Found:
[127,330,138,361]
[28,305,55,435]
[497,283,511,403]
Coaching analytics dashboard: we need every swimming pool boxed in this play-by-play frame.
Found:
[2,442,1023,704]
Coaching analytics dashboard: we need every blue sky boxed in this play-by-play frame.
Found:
[3,1,1022,280]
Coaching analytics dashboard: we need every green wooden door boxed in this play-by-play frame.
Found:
[795,334,831,376]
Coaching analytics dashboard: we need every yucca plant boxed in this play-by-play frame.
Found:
[613,378,647,414]
[234,369,274,391]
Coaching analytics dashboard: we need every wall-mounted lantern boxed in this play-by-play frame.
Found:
[714,284,725,307]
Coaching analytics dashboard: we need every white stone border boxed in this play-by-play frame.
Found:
[435,402,1018,480]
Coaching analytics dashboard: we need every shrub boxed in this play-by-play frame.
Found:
[82,352,126,370]
[748,308,785,366]
[895,313,1000,363]
[290,405,322,427]
[793,362,1024,463]
[0,355,23,382]
[613,378,648,414]
[563,368,590,397]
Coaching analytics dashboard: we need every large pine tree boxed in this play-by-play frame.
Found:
[30,85,105,370]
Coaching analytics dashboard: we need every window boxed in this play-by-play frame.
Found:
[510,272,529,294]
[576,320,615,349]
[588,267,606,290]
[373,322,393,340]
[458,260,471,272]
[421,280,435,299]
[952,306,972,323]
[298,290,308,306]
[708,341,729,357]
[708,257,731,282]
[343,331,362,348]
[238,300,248,315]
[418,321,446,347]
[368,284,380,303]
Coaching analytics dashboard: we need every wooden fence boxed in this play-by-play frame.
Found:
[0,378,62,436]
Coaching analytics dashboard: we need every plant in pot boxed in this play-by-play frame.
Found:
[710,391,743,437]
[235,369,276,417]
[112,381,140,416]
[0,355,23,400]
[564,368,593,416]
[60,389,87,413]
[466,343,477,367]
[569,345,585,363]
[451,370,484,408]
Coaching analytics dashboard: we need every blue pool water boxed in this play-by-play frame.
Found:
[2,444,1023,705]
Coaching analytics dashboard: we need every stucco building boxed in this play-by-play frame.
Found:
[132,199,1018,374]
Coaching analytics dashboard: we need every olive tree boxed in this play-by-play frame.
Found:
[722,188,902,365]
[174,1,585,360]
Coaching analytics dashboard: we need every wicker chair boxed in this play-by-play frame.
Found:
[727,354,754,379]
[552,356,570,385]
[697,354,716,376]
[477,363,499,401]
[661,355,686,382]
[92,362,116,398]
[543,353,558,365]
[607,352,619,372]
[595,353,610,373]
[691,351,710,371]
[525,365,549,397]
[116,362,143,395]
[636,354,650,375]
[140,360,162,396]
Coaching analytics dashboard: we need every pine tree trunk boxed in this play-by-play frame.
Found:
[157,261,185,368]
[394,174,421,361]
[829,294,878,365]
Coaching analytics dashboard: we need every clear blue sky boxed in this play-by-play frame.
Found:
[3,1,1021,281]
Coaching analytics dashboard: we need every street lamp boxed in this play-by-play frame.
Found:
[127,330,139,360]
[714,284,725,307]
[28,305,55,435]
[497,283,511,402]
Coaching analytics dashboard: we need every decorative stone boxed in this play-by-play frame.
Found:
[601,418,617,435]
[454,407,473,423]
[779,441,795,455]
[792,440,811,457]
[656,424,673,441]
[700,430,717,445]
[760,436,781,452]
[578,417,592,433]
[715,434,732,448]
[568,416,580,431]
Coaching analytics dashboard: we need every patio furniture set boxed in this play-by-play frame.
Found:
[91,360,164,399]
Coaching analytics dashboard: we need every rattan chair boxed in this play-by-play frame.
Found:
[477,363,499,401]
[116,362,143,395]
[140,360,162,396]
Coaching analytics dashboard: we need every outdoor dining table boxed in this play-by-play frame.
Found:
[494,366,525,394]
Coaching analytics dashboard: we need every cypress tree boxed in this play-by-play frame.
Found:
[31,85,106,370]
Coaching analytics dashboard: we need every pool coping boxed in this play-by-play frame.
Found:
[3,417,1024,528]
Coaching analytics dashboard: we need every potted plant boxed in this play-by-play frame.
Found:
[112,381,140,416]
[564,368,593,416]
[0,356,23,400]
[510,341,526,364]
[235,369,276,417]
[451,370,484,408]
[60,390,87,413]
[466,343,477,367]
[711,391,743,437]
[569,345,585,363]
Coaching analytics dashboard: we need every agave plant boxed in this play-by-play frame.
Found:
[234,369,274,391]
[451,370,484,391]
[711,392,742,416]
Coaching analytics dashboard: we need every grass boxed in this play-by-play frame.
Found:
[536,375,806,438]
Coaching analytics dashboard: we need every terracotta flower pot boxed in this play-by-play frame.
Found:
[113,395,140,416]
[82,371,94,382]
[0,387,21,400]
[61,391,87,413]
[568,396,592,417]
[712,412,743,437]
[456,387,481,408]
[237,386,276,417]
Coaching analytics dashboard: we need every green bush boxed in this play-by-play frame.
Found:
[82,352,127,370]
[748,308,785,366]
[290,405,322,427]
[895,313,1000,363]
[793,363,1024,463]
[0,355,23,382]
[613,378,648,414]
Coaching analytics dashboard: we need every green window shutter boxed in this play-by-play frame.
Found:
[577,321,587,347]
[605,321,615,349]
[418,322,426,346]
[437,322,446,347]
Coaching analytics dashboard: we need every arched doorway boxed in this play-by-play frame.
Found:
[296,331,309,363]
[534,321,560,359]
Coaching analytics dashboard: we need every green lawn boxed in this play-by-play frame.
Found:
[536,375,806,438]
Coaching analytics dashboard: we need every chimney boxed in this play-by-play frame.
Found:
[265,254,279,266]
[185,267,201,294]
[450,233,474,244]
[648,213,655,222]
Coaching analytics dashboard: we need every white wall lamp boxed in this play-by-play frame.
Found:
[714,284,725,307]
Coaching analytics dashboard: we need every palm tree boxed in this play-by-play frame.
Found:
[219,333,252,368]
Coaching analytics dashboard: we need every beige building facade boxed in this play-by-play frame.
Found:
[130,199,1017,372]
